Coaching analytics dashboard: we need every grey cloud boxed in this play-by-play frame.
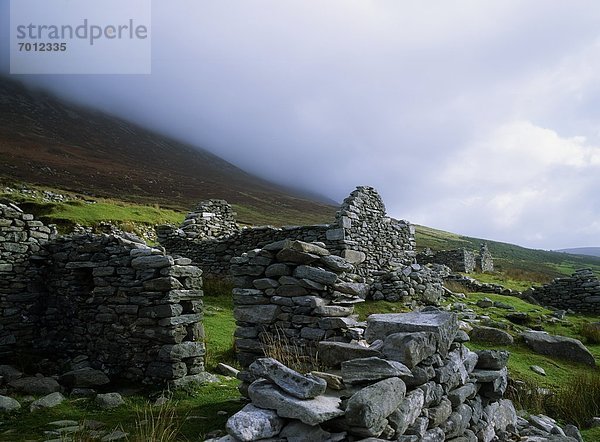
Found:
[1,0,600,248]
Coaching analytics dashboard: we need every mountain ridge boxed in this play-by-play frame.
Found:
[0,77,336,225]
[556,247,600,258]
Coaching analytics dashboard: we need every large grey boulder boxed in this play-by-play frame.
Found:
[365,312,458,356]
[225,404,284,442]
[521,331,595,366]
[318,341,381,368]
[485,399,517,432]
[475,350,509,370]
[0,365,22,383]
[59,368,110,388]
[9,376,61,395]
[345,377,406,429]
[95,392,125,409]
[470,326,514,345]
[381,332,437,368]
[30,392,65,411]
[341,357,411,384]
[248,379,344,425]
[249,358,326,399]
[0,395,21,412]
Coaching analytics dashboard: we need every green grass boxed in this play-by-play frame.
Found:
[1,187,185,232]
[232,203,332,227]
[0,379,243,441]
[466,271,541,292]
[0,291,241,442]
[203,278,238,372]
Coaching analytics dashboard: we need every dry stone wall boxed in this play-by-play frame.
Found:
[370,264,445,304]
[231,240,368,367]
[527,269,600,313]
[224,311,525,442]
[0,203,205,385]
[0,203,54,359]
[418,243,494,274]
[158,186,415,278]
[418,248,476,273]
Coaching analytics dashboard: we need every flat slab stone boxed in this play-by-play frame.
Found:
[248,379,344,425]
[365,312,458,356]
[249,358,326,399]
[318,341,381,368]
[341,357,411,384]
[521,331,595,366]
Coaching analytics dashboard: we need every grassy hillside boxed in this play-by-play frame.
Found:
[0,77,335,223]
[416,224,600,281]
[0,183,332,232]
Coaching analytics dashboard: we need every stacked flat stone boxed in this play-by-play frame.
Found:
[158,186,416,278]
[223,312,534,442]
[527,269,600,313]
[370,264,445,304]
[0,203,55,358]
[445,274,521,297]
[0,204,206,385]
[157,223,331,276]
[231,240,368,367]
[180,199,240,239]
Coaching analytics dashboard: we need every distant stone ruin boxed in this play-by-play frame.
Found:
[417,243,494,274]
[158,186,416,277]
[527,268,600,313]
[0,203,205,385]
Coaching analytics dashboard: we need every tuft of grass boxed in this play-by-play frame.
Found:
[130,402,183,442]
[260,327,320,373]
[549,372,600,428]
[580,323,600,345]
[505,378,548,415]
[444,280,472,294]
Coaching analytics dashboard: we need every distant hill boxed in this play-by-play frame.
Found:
[415,225,600,281]
[0,77,335,226]
[556,247,600,258]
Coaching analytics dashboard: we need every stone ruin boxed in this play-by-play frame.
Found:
[229,239,455,368]
[226,238,585,441]
[0,202,205,386]
[223,310,576,442]
[158,186,416,278]
[526,268,600,313]
[417,243,494,274]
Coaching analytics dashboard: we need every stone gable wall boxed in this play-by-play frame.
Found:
[158,186,415,278]
[418,248,476,273]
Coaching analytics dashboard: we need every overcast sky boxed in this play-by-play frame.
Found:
[2,1,600,250]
